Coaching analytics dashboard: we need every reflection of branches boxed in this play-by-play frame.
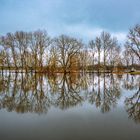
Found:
[54,74,83,109]
[89,74,101,107]
[48,73,61,94]
[0,73,139,118]
[101,74,120,113]
[0,73,84,113]
[88,74,121,113]
[125,86,140,123]
[123,74,139,90]
[0,73,51,114]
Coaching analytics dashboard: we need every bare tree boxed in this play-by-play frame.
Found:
[89,40,96,70]
[14,31,30,72]
[124,44,136,70]
[101,31,112,72]
[0,33,18,69]
[48,45,58,72]
[95,37,102,72]
[127,24,140,61]
[33,30,51,71]
[0,37,10,70]
[55,35,83,73]
[108,37,120,72]
[123,46,131,68]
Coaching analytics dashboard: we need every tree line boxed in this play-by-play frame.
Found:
[0,24,140,73]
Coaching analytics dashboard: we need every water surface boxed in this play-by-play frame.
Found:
[0,72,140,140]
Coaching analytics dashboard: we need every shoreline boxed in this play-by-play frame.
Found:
[0,70,140,75]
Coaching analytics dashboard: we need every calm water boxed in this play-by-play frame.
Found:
[0,72,140,140]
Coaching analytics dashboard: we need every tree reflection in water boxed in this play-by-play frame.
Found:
[0,73,51,114]
[125,85,140,123]
[0,72,140,123]
[88,73,121,113]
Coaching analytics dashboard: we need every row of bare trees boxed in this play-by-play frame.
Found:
[0,30,51,72]
[0,24,140,73]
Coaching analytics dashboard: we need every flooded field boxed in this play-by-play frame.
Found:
[0,72,140,140]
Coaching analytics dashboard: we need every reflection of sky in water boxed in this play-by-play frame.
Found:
[0,73,139,113]
[0,73,140,140]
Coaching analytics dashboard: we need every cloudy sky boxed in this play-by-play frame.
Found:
[0,0,140,43]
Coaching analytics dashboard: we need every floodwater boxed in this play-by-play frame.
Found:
[0,72,140,140]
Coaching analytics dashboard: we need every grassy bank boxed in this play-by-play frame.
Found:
[129,71,140,75]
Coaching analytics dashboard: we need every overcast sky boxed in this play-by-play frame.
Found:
[0,0,140,43]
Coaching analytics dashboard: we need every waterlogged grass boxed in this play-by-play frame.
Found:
[129,71,140,75]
